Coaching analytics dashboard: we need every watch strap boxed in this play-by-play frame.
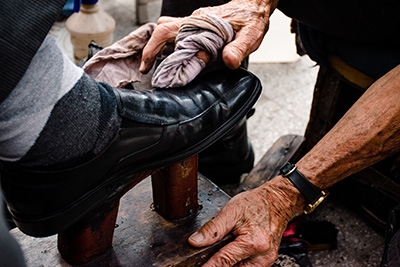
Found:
[279,162,328,214]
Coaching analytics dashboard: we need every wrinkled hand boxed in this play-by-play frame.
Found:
[188,177,305,267]
[139,0,274,73]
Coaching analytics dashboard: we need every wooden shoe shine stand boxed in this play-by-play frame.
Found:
[11,156,233,266]
[12,54,400,266]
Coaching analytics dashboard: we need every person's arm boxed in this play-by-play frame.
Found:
[139,0,279,73]
[188,64,400,267]
[297,63,400,188]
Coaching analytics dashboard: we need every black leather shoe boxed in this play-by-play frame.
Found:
[381,204,400,267]
[199,114,255,186]
[0,67,261,237]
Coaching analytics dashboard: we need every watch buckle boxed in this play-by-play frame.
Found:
[303,190,329,214]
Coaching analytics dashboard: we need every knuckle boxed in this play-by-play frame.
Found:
[220,256,237,266]
[217,250,241,266]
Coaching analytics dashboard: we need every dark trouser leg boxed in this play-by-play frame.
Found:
[0,193,26,267]
[161,0,229,17]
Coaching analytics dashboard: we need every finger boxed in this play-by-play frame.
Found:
[201,239,251,267]
[157,15,181,24]
[222,25,265,69]
[140,18,183,73]
[221,45,243,70]
[195,50,211,63]
[189,218,231,248]
[189,205,239,247]
[202,233,277,267]
[237,253,278,267]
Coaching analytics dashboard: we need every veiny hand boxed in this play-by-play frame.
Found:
[188,177,306,267]
[139,0,276,73]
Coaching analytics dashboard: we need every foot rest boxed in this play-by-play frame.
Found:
[10,174,232,266]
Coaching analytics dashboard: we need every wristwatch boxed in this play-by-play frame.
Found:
[279,162,328,214]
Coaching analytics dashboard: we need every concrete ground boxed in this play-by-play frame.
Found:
[45,0,386,266]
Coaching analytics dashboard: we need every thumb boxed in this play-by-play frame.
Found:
[188,211,235,247]
[221,43,245,69]
[222,25,265,69]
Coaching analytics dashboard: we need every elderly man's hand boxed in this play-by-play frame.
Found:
[188,177,305,267]
[139,0,276,73]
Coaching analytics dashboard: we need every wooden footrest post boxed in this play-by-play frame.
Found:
[151,155,199,221]
[57,201,120,265]
[53,156,199,265]
[56,171,153,265]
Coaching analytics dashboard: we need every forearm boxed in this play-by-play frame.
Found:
[259,64,400,218]
[298,64,400,189]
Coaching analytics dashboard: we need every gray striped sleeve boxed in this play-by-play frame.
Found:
[0,36,83,161]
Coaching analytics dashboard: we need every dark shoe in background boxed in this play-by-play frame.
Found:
[276,241,312,267]
[199,111,255,186]
[381,204,400,267]
[198,57,253,186]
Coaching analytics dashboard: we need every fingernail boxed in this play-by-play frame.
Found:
[189,232,204,244]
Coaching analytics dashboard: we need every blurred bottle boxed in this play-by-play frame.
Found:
[66,0,115,63]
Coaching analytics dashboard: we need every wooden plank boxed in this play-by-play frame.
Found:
[302,66,342,153]
[302,65,365,153]
[236,134,304,193]
[11,175,233,267]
